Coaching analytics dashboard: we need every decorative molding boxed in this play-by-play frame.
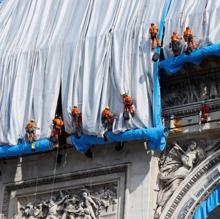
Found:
[154,140,206,219]
[14,183,118,219]
[3,165,127,219]
[158,145,220,219]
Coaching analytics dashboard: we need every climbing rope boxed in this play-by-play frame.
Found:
[50,147,60,200]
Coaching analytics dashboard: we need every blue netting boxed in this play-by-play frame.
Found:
[0,139,53,158]
[193,186,220,219]
[159,44,220,75]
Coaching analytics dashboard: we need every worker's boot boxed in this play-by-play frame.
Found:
[103,131,108,141]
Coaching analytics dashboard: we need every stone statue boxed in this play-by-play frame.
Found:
[188,82,199,103]
[200,81,209,100]
[81,191,98,219]
[209,79,218,99]
[154,140,205,219]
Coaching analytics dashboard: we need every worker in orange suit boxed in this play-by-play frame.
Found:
[51,115,64,147]
[149,23,161,50]
[183,27,196,54]
[25,119,39,150]
[170,32,182,56]
[71,106,82,139]
[102,106,114,141]
[122,94,135,120]
[25,120,38,142]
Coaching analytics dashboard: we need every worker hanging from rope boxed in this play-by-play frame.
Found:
[122,94,135,120]
[71,106,82,139]
[50,115,64,147]
[149,23,161,50]
[25,120,39,150]
[183,27,196,55]
[101,106,115,141]
[170,32,182,56]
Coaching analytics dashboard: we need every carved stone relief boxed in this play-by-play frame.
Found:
[14,183,118,219]
[154,140,210,219]
[161,73,220,108]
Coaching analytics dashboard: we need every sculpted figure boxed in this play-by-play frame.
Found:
[82,192,98,219]
[154,140,205,218]
[209,79,218,99]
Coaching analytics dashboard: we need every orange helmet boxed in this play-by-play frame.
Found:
[53,116,64,126]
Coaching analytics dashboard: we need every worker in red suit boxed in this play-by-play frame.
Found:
[51,115,64,147]
[201,104,209,124]
[149,23,161,50]
[170,32,182,56]
[71,106,82,139]
[183,27,196,54]
[101,106,115,141]
[122,94,135,120]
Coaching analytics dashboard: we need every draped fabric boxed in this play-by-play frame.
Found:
[163,0,220,59]
[0,0,166,145]
[61,0,166,136]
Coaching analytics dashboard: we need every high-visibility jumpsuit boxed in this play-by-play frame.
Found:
[102,108,114,141]
[51,117,64,146]
[71,107,82,138]
[170,33,182,56]
[123,95,135,120]
[149,24,161,49]
[25,120,38,144]
[183,28,196,50]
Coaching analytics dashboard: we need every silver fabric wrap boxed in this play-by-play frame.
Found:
[163,0,220,58]
[0,0,165,145]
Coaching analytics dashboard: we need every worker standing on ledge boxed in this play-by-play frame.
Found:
[183,27,196,54]
[170,32,182,56]
[149,23,161,50]
[71,106,82,139]
[101,106,115,141]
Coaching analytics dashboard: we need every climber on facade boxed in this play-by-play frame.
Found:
[101,106,115,141]
[71,106,82,139]
[149,23,161,50]
[170,32,182,56]
[122,94,135,120]
[183,27,196,54]
[50,115,64,147]
[25,120,39,143]
[25,119,39,150]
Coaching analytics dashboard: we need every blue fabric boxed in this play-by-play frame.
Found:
[0,139,53,158]
[153,0,172,127]
[0,0,171,158]
[193,186,220,219]
[69,127,168,153]
[69,0,172,154]
[159,44,220,75]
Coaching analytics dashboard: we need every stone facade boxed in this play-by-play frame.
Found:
[156,64,220,219]
[1,61,220,219]
[0,142,159,219]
